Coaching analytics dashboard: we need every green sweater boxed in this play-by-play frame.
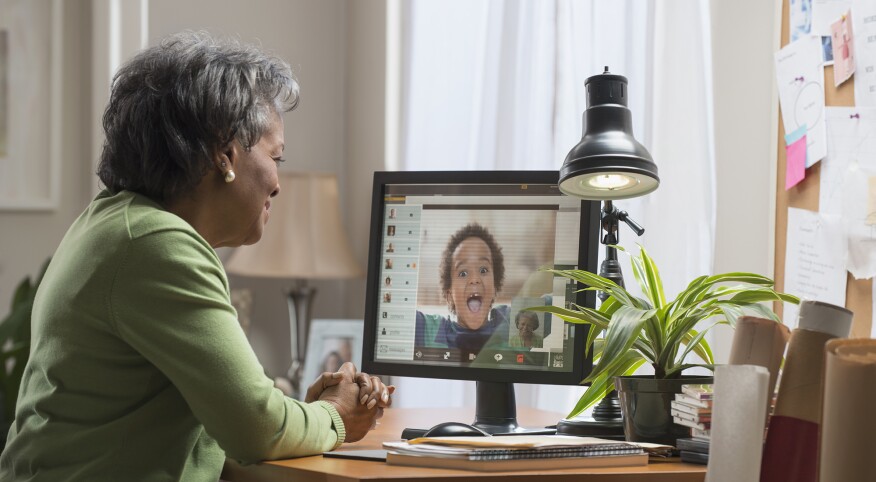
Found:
[0,191,345,481]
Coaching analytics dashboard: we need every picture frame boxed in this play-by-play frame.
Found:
[299,319,364,396]
[0,0,62,210]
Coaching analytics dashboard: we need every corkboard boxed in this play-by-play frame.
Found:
[774,0,872,338]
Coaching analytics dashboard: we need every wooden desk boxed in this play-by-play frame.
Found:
[222,407,707,481]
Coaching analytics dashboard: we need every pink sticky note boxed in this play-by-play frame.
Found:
[786,134,807,190]
[831,11,855,87]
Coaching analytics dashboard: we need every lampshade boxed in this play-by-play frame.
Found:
[225,172,363,280]
[558,68,659,200]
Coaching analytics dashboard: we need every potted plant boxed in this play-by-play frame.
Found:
[0,259,49,450]
[530,246,797,446]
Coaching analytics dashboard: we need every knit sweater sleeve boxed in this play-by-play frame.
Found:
[109,228,345,464]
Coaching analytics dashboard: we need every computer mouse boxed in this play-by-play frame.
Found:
[423,422,492,437]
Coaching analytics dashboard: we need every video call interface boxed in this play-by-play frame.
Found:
[372,182,584,373]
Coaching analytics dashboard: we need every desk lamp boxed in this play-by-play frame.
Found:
[557,67,659,437]
[225,172,363,399]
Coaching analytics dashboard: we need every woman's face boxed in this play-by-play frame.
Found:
[221,113,284,247]
[447,237,496,330]
[518,317,537,338]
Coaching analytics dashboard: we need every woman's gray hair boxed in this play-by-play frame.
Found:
[97,31,298,203]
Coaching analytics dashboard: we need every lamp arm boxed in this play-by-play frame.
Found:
[598,201,646,301]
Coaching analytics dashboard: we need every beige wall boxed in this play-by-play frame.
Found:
[0,0,93,322]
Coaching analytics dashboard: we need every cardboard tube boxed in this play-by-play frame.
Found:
[796,300,852,337]
[729,316,790,403]
[819,339,876,482]
[772,328,836,423]
[706,365,770,482]
[760,301,852,482]
[773,300,853,422]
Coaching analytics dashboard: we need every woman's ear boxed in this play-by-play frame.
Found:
[213,140,240,181]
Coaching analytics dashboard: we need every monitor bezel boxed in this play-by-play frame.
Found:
[361,170,599,386]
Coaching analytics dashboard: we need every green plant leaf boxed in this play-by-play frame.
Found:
[0,302,31,358]
[638,246,667,308]
[675,320,722,366]
[702,272,775,287]
[728,288,800,305]
[545,269,641,308]
[598,296,622,318]
[584,305,653,384]
[680,328,717,364]
[525,305,610,330]
[568,352,646,418]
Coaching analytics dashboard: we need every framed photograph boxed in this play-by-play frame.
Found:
[0,0,62,210]
[299,319,364,396]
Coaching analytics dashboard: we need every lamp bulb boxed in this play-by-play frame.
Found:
[585,174,637,190]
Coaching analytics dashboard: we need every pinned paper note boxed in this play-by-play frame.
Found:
[812,0,852,36]
[813,0,852,64]
[820,107,876,215]
[790,0,813,42]
[872,284,876,337]
[786,125,808,189]
[830,11,855,86]
[853,0,876,106]
[783,207,847,328]
[868,177,876,225]
[775,36,828,166]
[838,119,876,278]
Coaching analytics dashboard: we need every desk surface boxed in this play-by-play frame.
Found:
[222,407,707,482]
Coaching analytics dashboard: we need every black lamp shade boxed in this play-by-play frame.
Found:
[559,69,659,200]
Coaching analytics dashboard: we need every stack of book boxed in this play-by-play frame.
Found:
[672,383,713,465]
[383,435,650,471]
[676,436,710,465]
[671,383,713,438]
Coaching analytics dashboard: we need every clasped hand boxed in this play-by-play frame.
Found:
[304,362,395,443]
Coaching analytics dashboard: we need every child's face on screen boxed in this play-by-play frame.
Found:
[448,237,496,330]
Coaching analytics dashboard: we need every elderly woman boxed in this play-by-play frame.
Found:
[0,32,391,481]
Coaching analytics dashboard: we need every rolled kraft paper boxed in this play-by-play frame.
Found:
[705,365,769,482]
[796,299,853,337]
[819,339,876,482]
[760,301,852,482]
[774,301,853,422]
[729,316,790,402]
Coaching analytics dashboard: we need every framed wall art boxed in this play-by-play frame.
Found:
[0,0,62,210]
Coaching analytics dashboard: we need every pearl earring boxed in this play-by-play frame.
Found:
[224,170,236,183]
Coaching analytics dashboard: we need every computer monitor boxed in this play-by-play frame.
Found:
[361,171,599,434]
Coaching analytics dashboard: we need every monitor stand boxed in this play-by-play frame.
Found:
[400,381,557,439]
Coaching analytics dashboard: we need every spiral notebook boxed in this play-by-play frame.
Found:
[383,435,650,471]
[385,451,648,471]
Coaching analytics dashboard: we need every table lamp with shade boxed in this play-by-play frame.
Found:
[225,171,363,399]
[556,67,659,437]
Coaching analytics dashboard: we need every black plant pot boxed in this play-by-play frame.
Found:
[614,375,713,447]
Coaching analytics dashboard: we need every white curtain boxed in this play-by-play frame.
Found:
[393,0,715,413]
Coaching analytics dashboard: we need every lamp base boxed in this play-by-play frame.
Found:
[556,417,625,440]
[556,391,626,440]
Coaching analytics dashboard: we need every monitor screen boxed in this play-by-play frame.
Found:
[362,171,599,389]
